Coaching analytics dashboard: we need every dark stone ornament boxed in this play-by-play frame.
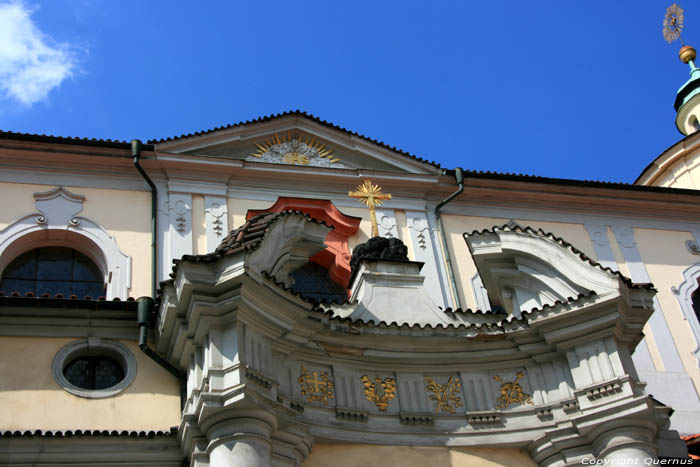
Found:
[350,237,410,276]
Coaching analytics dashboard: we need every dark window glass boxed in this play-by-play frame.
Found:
[63,356,125,390]
[289,262,347,304]
[692,287,700,323]
[0,247,105,297]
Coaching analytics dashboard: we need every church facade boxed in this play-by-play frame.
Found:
[4,59,700,464]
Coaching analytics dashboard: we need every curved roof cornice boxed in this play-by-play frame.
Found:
[635,130,700,186]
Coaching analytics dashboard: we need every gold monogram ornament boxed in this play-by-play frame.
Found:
[298,366,335,405]
[361,375,397,411]
[493,371,533,409]
[424,376,464,414]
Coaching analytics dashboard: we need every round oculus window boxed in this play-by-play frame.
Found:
[52,338,136,398]
[63,355,125,390]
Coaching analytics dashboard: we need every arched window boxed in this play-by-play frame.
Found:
[289,262,348,304]
[0,246,105,298]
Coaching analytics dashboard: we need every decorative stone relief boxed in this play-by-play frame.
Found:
[493,371,533,409]
[167,193,193,261]
[406,210,445,307]
[361,375,397,411]
[584,223,618,271]
[205,196,228,253]
[156,182,170,282]
[34,187,84,227]
[246,133,346,168]
[298,366,335,405]
[424,376,463,414]
[375,208,399,239]
[686,239,700,255]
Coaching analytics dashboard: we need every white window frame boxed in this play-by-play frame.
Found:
[673,262,700,365]
[0,187,131,299]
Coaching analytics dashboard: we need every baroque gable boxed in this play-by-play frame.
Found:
[150,112,442,174]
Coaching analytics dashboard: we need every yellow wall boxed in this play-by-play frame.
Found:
[634,227,700,393]
[0,336,181,430]
[0,182,152,298]
[304,443,536,467]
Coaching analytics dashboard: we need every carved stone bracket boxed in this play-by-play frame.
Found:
[561,399,580,414]
[467,411,503,426]
[399,413,434,425]
[584,380,623,401]
[336,408,368,422]
[246,367,274,389]
[536,408,554,421]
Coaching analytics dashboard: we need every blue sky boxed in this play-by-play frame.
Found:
[0,1,695,182]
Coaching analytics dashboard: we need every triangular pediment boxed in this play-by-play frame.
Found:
[150,111,441,174]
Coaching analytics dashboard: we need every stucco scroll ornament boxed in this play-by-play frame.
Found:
[493,371,533,409]
[209,202,225,237]
[298,366,335,405]
[686,240,700,256]
[424,376,463,414]
[361,375,397,411]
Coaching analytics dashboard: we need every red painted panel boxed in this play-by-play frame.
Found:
[246,198,361,288]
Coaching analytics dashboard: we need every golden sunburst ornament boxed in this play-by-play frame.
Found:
[249,131,340,165]
[663,3,685,44]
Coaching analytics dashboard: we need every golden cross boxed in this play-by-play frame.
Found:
[308,371,325,393]
[348,179,391,237]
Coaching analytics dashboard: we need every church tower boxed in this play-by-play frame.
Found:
[666,3,700,135]
[674,44,700,135]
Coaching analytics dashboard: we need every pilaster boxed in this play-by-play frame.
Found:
[167,192,193,261]
[205,196,228,253]
[407,210,446,308]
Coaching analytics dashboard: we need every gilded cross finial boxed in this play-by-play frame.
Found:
[348,179,391,237]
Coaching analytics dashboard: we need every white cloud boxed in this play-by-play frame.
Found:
[0,1,77,106]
